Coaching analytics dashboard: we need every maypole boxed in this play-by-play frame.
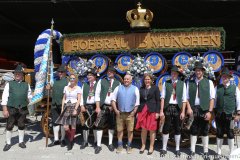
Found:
[46,19,54,147]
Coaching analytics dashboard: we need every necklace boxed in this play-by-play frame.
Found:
[144,87,150,100]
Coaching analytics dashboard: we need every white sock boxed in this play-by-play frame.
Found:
[162,134,169,151]
[228,138,234,154]
[96,130,103,147]
[108,129,114,145]
[202,136,209,153]
[175,135,181,151]
[93,130,97,143]
[190,135,197,152]
[60,126,65,141]
[6,131,12,145]
[18,129,25,143]
[53,126,60,141]
[217,138,223,155]
[83,130,89,143]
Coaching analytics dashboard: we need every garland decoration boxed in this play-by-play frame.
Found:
[126,54,153,88]
[126,54,153,77]
[182,53,215,80]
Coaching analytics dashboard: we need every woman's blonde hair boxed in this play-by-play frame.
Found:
[69,73,78,86]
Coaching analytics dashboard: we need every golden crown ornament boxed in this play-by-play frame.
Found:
[126,2,153,29]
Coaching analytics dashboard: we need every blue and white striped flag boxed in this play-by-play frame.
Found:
[29,38,50,106]
[29,29,62,106]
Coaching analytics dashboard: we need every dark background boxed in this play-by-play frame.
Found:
[0,0,240,68]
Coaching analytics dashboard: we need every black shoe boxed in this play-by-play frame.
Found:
[80,142,88,149]
[48,140,60,147]
[160,150,167,157]
[147,151,153,155]
[60,140,66,147]
[203,152,210,160]
[3,144,11,151]
[19,142,26,149]
[95,146,102,154]
[188,151,195,160]
[108,144,114,152]
[175,150,181,157]
[67,141,73,151]
[214,154,221,160]
[139,150,144,154]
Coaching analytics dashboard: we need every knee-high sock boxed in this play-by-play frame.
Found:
[66,130,71,141]
[60,126,65,141]
[190,135,197,152]
[202,136,209,153]
[228,139,234,154]
[53,126,60,141]
[108,129,114,145]
[70,129,76,142]
[97,130,103,147]
[83,130,89,143]
[217,138,223,155]
[175,135,181,151]
[18,129,25,143]
[93,130,97,143]
[162,134,169,151]
[6,131,12,145]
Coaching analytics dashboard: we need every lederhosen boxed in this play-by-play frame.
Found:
[6,81,29,131]
[82,82,98,130]
[215,84,236,139]
[189,78,210,136]
[51,77,68,126]
[96,78,120,130]
[162,80,184,135]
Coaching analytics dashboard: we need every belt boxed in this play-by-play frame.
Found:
[169,104,178,107]
[194,105,201,108]
[8,106,27,109]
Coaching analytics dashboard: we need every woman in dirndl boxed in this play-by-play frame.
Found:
[55,73,81,150]
[135,74,160,155]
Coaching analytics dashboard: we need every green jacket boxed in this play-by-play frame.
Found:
[7,81,29,108]
[98,78,120,106]
[52,77,68,106]
[82,81,98,105]
[188,78,210,111]
[164,80,184,109]
[216,84,236,114]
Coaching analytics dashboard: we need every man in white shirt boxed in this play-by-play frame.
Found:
[112,74,140,154]
[214,67,240,159]
[186,62,215,160]
[2,65,32,151]
[80,69,98,150]
[94,66,121,153]
[160,65,187,157]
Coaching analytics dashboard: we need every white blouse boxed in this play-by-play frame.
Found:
[64,86,81,104]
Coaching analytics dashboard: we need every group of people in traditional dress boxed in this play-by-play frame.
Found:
[1,62,240,160]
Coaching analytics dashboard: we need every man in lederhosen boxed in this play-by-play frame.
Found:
[1,64,32,151]
[47,64,68,147]
[95,66,121,153]
[214,67,240,159]
[187,62,215,160]
[160,65,187,157]
[80,68,98,150]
